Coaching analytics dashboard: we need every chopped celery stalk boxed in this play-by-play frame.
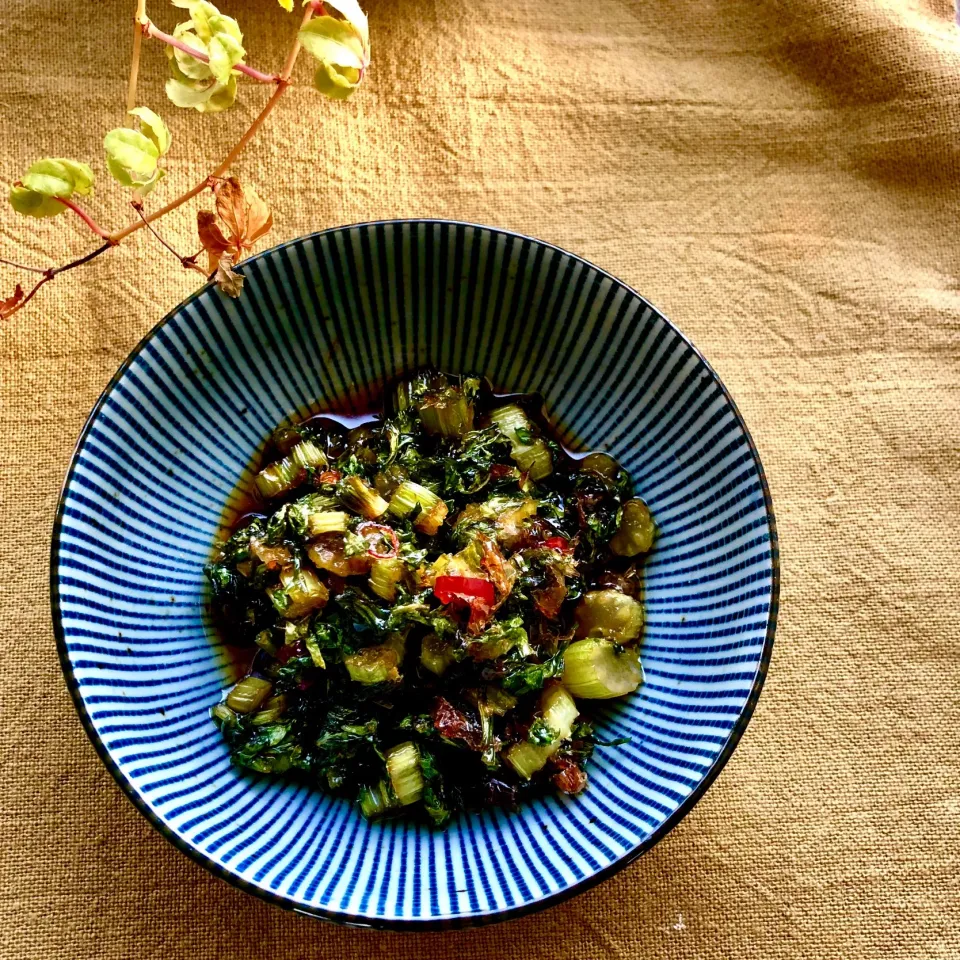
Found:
[490,404,553,479]
[287,492,340,532]
[255,456,305,498]
[269,567,329,619]
[358,779,399,820]
[255,629,278,656]
[512,439,553,480]
[225,676,272,714]
[610,499,656,557]
[369,557,405,601]
[374,464,408,498]
[284,619,310,644]
[305,510,349,536]
[431,540,482,580]
[393,371,459,420]
[574,589,644,642]
[505,684,579,779]
[291,439,327,470]
[420,634,455,676]
[383,630,408,661]
[385,741,424,805]
[344,645,400,684]
[504,741,552,780]
[581,452,620,478]
[211,702,237,727]
[305,632,327,669]
[562,639,644,699]
[541,684,579,739]
[489,404,530,441]
[484,685,518,716]
[418,389,474,437]
[339,475,389,519]
[252,694,287,725]
[388,481,448,535]
[388,480,436,517]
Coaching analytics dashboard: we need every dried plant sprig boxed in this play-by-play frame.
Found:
[1,0,371,320]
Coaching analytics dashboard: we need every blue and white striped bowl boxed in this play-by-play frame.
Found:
[52,220,778,928]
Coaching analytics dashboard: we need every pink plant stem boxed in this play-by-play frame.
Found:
[0,255,48,275]
[145,22,280,84]
[53,197,115,241]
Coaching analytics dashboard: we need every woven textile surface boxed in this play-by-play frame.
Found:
[0,0,958,957]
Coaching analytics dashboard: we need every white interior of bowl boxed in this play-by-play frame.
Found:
[53,221,776,926]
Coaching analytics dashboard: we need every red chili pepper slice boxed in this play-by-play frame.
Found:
[543,535,573,554]
[434,575,495,632]
[489,464,514,480]
[434,575,495,606]
[357,521,400,559]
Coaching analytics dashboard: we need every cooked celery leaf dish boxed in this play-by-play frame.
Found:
[207,372,656,826]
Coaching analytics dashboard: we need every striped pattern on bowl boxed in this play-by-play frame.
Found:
[52,220,778,928]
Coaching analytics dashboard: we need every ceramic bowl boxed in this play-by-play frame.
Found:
[51,220,778,928]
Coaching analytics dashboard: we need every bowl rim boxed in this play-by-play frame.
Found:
[50,218,779,930]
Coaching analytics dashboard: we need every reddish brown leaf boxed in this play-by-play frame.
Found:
[533,565,567,620]
[242,184,273,246]
[478,535,516,598]
[0,284,25,320]
[198,178,273,295]
[197,209,231,273]
[213,177,273,252]
[197,177,273,297]
[431,697,482,749]
[213,177,248,246]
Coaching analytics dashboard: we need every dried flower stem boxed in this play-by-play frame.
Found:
[3,242,115,320]
[51,242,115,276]
[144,21,279,85]
[108,3,315,245]
[3,0,319,312]
[131,201,206,275]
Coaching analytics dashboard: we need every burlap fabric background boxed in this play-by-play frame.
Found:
[1,0,958,957]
